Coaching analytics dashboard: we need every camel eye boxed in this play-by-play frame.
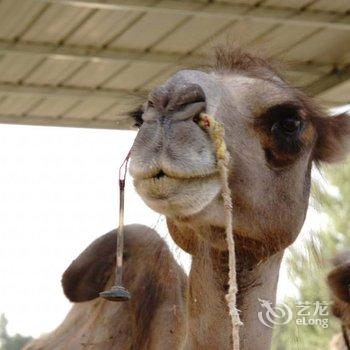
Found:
[257,103,305,158]
[272,117,302,135]
[264,103,303,139]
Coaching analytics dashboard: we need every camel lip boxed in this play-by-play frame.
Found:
[133,172,220,192]
[132,168,219,182]
[133,173,223,216]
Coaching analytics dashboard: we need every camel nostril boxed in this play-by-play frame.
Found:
[192,114,201,124]
[155,170,166,179]
[170,84,206,113]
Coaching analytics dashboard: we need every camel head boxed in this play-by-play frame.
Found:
[129,46,350,255]
[328,251,350,328]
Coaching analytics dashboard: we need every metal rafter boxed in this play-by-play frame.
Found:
[0,40,333,76]
[0,114,133,129]
[0,83,143,100]
[36,0,350,31]
[0,41,200,66]
[306,66,350,96]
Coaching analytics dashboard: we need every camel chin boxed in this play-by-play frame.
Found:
[134,174,222,217]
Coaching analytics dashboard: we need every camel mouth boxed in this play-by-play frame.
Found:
[154,170,166,179]
[135,172,218,192]
[134,168,219,182]
[133,173,222,217]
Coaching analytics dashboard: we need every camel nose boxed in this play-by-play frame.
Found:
[150,83,206,120]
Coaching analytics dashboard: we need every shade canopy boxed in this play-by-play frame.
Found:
[0,0,349,129]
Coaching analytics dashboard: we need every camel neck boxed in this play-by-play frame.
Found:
[167,220,284,349]
[185,237,283,350]
[185,242,232,349]
[236,250,283,350]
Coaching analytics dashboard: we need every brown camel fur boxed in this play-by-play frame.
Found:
[25,225,187,350]
[24,46,350,350]
[328,251,350,350]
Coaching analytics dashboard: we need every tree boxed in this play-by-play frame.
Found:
[272,160,350,349]
[0,314,32,350]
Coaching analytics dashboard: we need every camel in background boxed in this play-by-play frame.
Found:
[328,251,350,349]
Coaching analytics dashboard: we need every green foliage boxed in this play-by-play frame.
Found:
[0,314,32,350]
[272,161,350,349]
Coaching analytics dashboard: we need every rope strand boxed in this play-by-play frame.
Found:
[199,113,242,350]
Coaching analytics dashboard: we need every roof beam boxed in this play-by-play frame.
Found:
[36,0,350,31]
[0,114,132,130]
[0,40,332,76]
[0,83,139,129]
[0,43,345,104]
[0,41,200,66]
[306,66,350,96]
[0,83,144,100]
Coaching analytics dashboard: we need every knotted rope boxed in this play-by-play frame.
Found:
[199,113,242,350]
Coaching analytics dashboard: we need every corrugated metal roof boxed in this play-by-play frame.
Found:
[0,0,348,130]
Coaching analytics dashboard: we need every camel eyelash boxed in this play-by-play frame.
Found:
[257,103,302,128]
[129,107,144,128]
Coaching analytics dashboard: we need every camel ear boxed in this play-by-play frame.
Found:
[313,113,350,163]
[327,263,350,303]
[62,231,116,302]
